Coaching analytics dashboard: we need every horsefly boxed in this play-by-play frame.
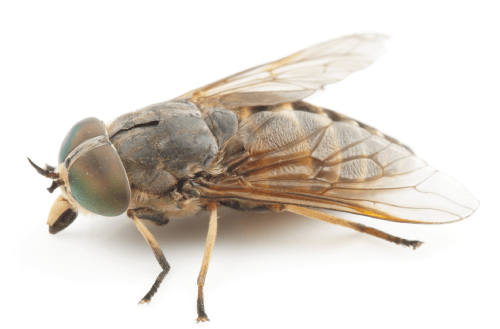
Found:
[29,34,479,322]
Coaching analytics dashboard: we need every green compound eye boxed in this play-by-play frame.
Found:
[59,117,107,164]
[60,117,131,217]
[68,145,130,216]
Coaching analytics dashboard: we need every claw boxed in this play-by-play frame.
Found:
[412,241,424,250]
[405,240,424,250]
[196,316,210,323]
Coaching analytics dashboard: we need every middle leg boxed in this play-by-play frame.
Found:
[196,202,219,323]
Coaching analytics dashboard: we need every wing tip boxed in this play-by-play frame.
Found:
[460,197,480,220]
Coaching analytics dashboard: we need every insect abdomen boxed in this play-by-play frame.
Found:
[236,101,413,153]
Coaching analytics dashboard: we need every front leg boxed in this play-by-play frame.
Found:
[127,209,170,304]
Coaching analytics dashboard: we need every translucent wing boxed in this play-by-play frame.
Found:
[177,34,388,107]
[199,110,479,224]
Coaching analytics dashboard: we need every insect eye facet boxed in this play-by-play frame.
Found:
[59,117,107,164]
[60,117,131,217]
[68,145,130,216]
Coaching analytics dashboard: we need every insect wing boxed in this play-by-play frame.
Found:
[177,34,388,107]
[200,110,479,224]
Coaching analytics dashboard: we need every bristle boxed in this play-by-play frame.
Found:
[45,164,56,172]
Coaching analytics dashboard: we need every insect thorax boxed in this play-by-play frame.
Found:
[106,100,237,216]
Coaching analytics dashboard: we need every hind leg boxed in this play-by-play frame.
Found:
[284,205,423,249]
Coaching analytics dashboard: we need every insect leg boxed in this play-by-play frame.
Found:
[284,205,424,249]
[196,202,218,323]
[127,209,171,304]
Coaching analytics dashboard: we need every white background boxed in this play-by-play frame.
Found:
[1,1,499,328]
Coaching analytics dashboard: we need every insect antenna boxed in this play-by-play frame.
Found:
[47,179,65,193]
[27,157,59,179]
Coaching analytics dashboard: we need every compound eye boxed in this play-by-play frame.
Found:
[68,144,131,217]
[59,117,107,164]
